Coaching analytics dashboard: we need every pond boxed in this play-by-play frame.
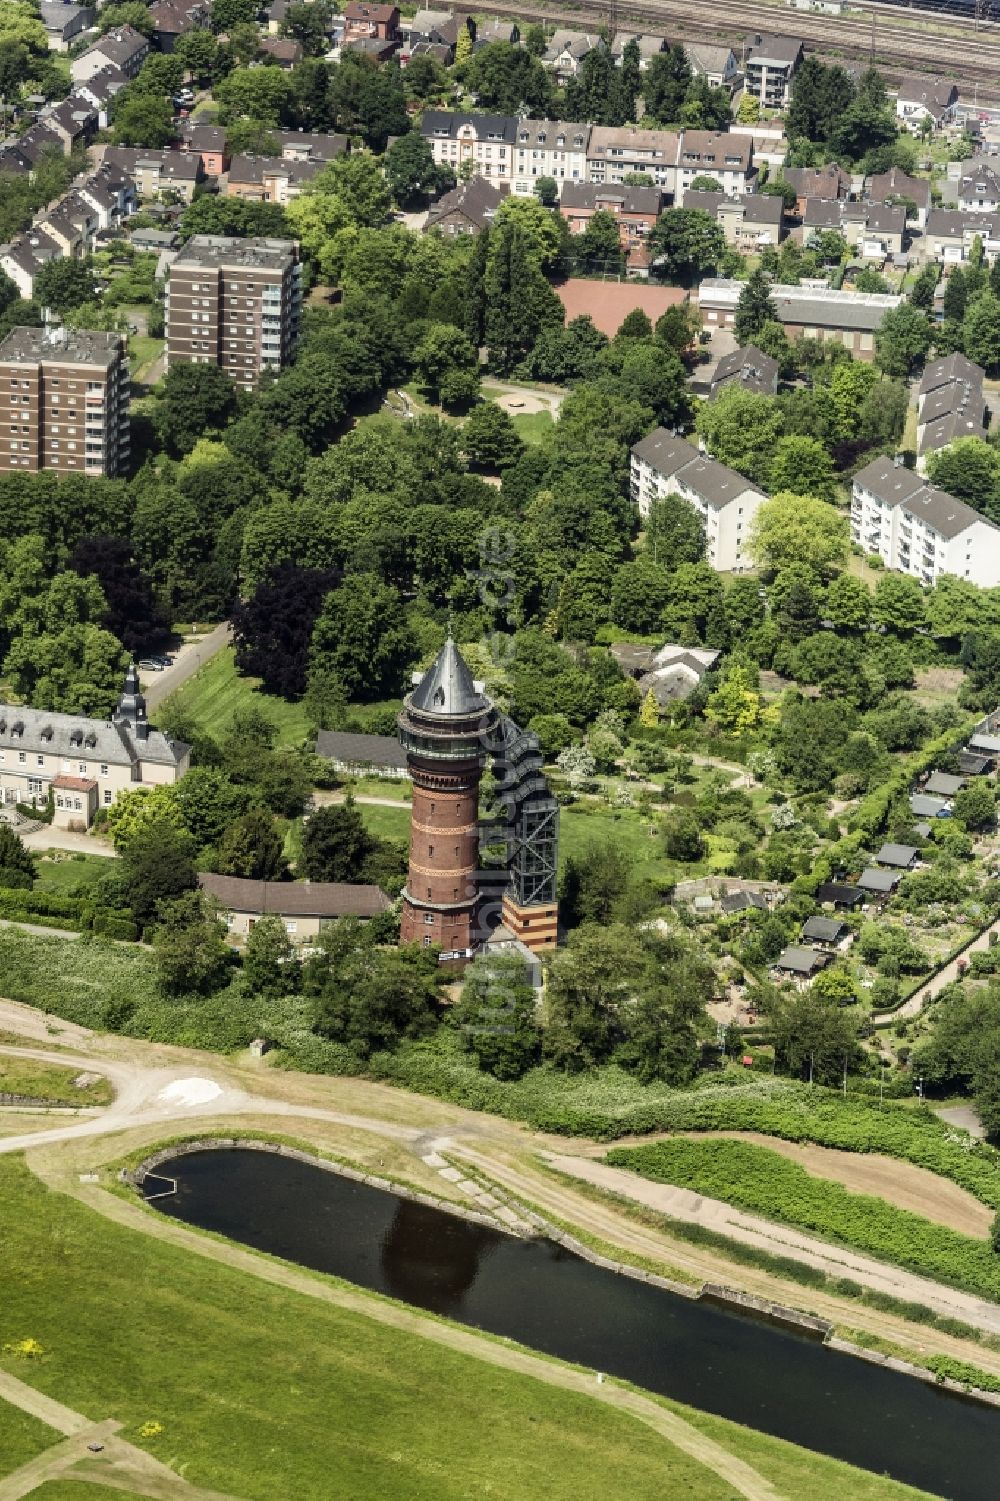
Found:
[144,1147,1000,1500]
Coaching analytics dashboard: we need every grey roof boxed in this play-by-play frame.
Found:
[181,123,227,153]
[959,751,992,774]
[770,286,896,332]
[315,730,407,769]
[172,233,297,271]
[919,403,988,456]
[876,842,918,868]
[895,74,958,111]
[971,733,1000,754]
[0,691,184,770]
[632,428,698,477]
[816,882,864,906]
[904,483,991,540]
[276,130,349,161]
[409,639,488,717]
[925,208,999,238]
[631,428,762,509]
[803,198,844,230]
[82,25,147,67]
[0,325,123,370]
[685,42,735,73]
[560,181,662,215]
[711,344,779,397]
[199,873,390,919]
[421,109,517,144]
[228,154,322,188]
[913,822,933,839]
[802,916,846,943]
[424,174,508,232]
[910,793,951,817]
[516,120,590,151]
[866,166,930,209]
[858,867,900,893]
[730,193,784,226]
[853,456,930,507]
[775,945,826,974]
[783,163,849,199]
[720,889,768,914]
[543,29,604,62]
[920,352,984,396]
[745,32,803,65]
[925,771,965,796]
[919,378,984,426]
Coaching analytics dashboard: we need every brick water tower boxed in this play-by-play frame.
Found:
[398,639,497,957]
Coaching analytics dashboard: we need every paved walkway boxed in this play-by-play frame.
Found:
[885,921,1000,1022]
[20,828,114,858]
[143,623,232,712]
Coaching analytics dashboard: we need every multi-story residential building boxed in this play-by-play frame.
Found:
[674,131,754,203]
[39,2,95,52]
[421,110,517,183]
[743,34,803,109]
[70,25,148,83]
[102,146,202,203]
[685,43,739,90]
[698,278,902,360]
[342,1,399,42]
[630,429,764,572]
[226,154,323,204]
[0,667,189,828]
[710,345,779,400]
[610,32,667,69]
[164,235,302,391]
[586,125,679,190]
[559,182,662,250]
[511,119,590,196]
[957,161,1000,214]
[894,75,958,132]
[801,200,906,259]
[865,166,930,230]
[275,130,350,163]
[684,189,784,250]
[423,177,508,236]
[541,30,604,84]
[178,123,230,177]
[916,352,988,466]
[923,209,1000,265]
[852,456,1000,587]
[781,162,851,216]
[0,326,130,479]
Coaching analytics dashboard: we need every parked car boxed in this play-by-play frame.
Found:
[138,654,173,671]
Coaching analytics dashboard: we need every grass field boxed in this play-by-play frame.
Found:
[163,648,312,748]
[0,1157,939,1501]
[35,855,114,896]
[0,1395,56,1477]
[0,1056,111,1106]
[29,1488,151,1500]
[511,410,554,444]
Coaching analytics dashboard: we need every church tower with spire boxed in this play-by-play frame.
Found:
[397,639,497,956]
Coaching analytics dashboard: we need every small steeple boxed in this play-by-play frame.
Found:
[409,638,488,718]
[113,662,149,741]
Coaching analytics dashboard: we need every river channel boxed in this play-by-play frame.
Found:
[143,1147,1000,1500]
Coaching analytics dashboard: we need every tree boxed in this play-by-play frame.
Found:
[826,360,879,441]
[642,47,692,124]
[233,563,339,699]
[768,436,834,500]
[173,28,225,83]
[281,0,333,54]
[811,966,858,1005]
[99,1,154,33]
[67,537,165,657]
[610,557,672,634]
[216,809,287,881]
[33,260,96,316]
[0,562,127,716]
[301,797,375,883]
[153,891,230,996]
[465,41,552,115]
[484,218,564,375]
[156,363,240,457]
[0,824,34,890]
[309,574,414,701]
[734,268,778,346]
[648,208,725,284]
[575,209,624,276]
[824,573,871,633]
[307,924,441,1056]
[215,63,292,125]
[925,438,1000,521]
[384,133,447,208]
[224,118,282,156]
[952,780,996,832]
[705,665,766,734]
[462,402,523,471]
[210,0,258,28]
[243,914,298,997]
[787,56,856,143]
[614,343,690,428]
[663,808,706,862]
[771,991,860,1084]
[749,491,849,577]
[120,820,198,929]
[874,303,931,377]
[963,292,1000,373]
[944,267,968,323]
[452,952,540,1080]
[413,322,480,410]
[112,95,176,149]
[694,387,784,486]
[646,491,705,566]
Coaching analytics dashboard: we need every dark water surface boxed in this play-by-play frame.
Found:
[145,1148,1000,1500]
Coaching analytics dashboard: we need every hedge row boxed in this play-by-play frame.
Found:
[608,1138,1000,1301]
[0,890,137,940]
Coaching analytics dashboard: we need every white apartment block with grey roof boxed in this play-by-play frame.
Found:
[852,456,1000,588]
[630,429,764,572]
[511,119,590,197]
[743,34,803,109]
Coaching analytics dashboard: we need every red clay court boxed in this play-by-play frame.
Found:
[554,279,687,337]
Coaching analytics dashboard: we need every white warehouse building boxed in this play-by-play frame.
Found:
[852,456,1000,588]
[630,429,764,572]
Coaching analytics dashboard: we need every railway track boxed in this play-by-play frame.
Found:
[472,0,1000,99]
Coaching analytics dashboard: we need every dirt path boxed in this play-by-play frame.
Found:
[888,920,1000,1021]
[530,1152,1000,1334]
[0,1372,238,1501]
[24,1160,784,1501]
[669,1130,993,1237]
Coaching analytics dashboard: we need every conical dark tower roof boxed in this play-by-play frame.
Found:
[409,638,488,718]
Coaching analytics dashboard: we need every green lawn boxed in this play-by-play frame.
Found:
[511,409,554,444]
[0,1395,55,1478]
[35,855,114,896]
[127,334,163,380]
[29,1488,150,1500]
[0,1158,939,1501]
[0,1056,111,1106]
[0,1157,733,1501]
[358,802,412,843]
[163,647,312,748]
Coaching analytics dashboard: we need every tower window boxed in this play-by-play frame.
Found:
[423,913,434,925]
[426,887,432,897]
[428,845,434,855]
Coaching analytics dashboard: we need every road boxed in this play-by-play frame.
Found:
[141,622,232,713]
